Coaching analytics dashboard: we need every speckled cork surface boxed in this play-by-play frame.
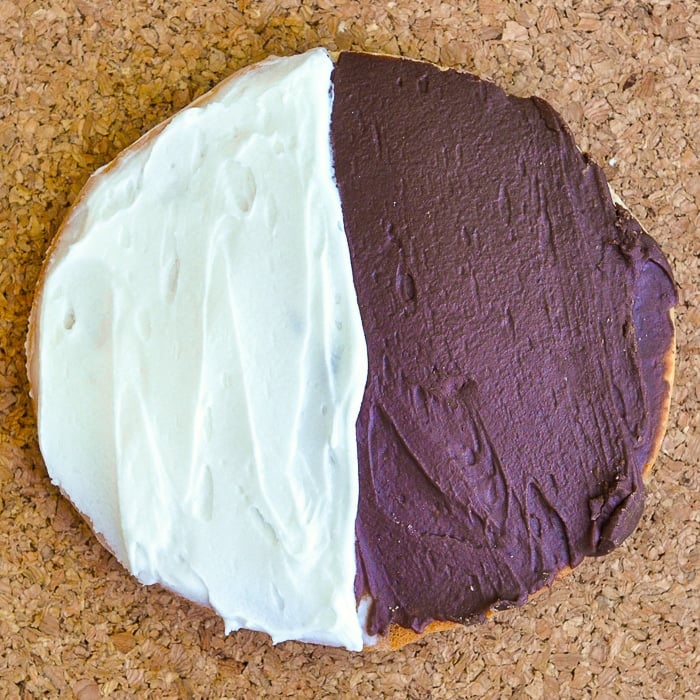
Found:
[1,1,698,698]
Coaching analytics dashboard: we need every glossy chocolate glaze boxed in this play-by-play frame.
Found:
[330,52,677,636]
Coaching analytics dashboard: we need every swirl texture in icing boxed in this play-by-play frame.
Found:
[31,49,367,650]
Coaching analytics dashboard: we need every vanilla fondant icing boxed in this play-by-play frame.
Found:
[31,48,366,650]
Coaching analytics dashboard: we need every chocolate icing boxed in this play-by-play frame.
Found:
[330,52,677,636]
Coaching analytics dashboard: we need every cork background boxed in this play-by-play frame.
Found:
[1,1,698,697]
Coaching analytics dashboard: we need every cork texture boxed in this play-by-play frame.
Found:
[1,1,698,697]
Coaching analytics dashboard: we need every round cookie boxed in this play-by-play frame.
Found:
[27,48,676,650]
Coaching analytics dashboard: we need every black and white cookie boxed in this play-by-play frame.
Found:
[27,49,676,650]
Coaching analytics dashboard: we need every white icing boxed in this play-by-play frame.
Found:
[356,596,379,647]
[31,49,367,650]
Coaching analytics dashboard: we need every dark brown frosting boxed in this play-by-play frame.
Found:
[330,52,677,636]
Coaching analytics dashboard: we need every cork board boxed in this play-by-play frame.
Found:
[1,1,698,697]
